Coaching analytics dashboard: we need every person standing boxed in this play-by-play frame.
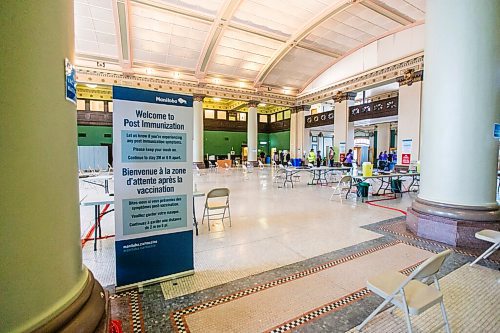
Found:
[307,148,316,166]
[328,147,335,167]
[344,149,354,167]
[316,150,322,168]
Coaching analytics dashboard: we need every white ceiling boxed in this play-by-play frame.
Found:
[74,0,425,91]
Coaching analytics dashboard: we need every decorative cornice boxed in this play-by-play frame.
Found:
[75,67,295,107]
[397,69,424,86]
[76,53,424,108]
[297,53,424,105]
[332,91,356,103]
[248,100,259,108]
[193,94,205,102]
[291,105,310,113]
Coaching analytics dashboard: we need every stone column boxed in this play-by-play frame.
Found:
[333,92,356,161]
[406,0,500,247]
[247,101,259,164]
[396,70,423,166]
[291,105,310,160]
[289,108,297,158]
[0,1,108,332]
[193,94,205,168]
[376,122,391,156]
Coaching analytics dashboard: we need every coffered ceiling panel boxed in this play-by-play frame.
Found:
[232,0,332,38]
[264,48,333,88]
[74,0,426,92]
[208,28,283,79]
[154,0,224,17]
[377,0,425,21]
[131,3,211,68]
[74,0,118,59]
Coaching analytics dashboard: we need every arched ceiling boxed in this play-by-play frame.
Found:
[74,0,425,95]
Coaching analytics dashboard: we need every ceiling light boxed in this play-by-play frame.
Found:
[213,78,221,84]
[173,72,180,79]
[283,89,290,94]
[145,68,154,75]
[258,103,266,107]
[86,84,97,89]
[239,82,245,88]
[213,97,221,102]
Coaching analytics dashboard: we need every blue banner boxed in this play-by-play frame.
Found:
[113,86,193,107]
[115,231,193,286]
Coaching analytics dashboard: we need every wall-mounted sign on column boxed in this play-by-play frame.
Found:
[339,142,346,162]
[401,139,412,165]
[113,86,193,288]
[64,58,76,104]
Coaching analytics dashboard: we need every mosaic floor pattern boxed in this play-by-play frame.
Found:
[346,264,500,333]
[109,217,500,333]
[172,242,431,333]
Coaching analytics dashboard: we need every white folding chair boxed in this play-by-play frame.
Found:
[470,229,500,266]
[201,188,232,231]
[329,175,352,201]
[358,249,452,333]
[258,160,264,169]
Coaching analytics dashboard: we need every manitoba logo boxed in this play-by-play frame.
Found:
[178,97,187,104]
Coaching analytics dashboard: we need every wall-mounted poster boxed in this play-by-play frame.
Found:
[401,139,412,165]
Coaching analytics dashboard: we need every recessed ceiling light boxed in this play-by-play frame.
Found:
[258,103,266,107]
[86,84,97,89]
[173,72,180,79]
[239,82,245,88]
[213,78,221,84]
[213,97,221,102]
[283,89,290,94]
[145,68,154,75]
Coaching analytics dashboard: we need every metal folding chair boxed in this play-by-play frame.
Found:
[201,188,232,231]
[358,249,452,333]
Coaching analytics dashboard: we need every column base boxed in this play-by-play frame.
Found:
[193,162,206,169]
[34,270,109,333]
[406,198,500,248]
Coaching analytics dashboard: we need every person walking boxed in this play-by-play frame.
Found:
[316,150,322,168]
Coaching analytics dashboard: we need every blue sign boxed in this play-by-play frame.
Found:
[494,123,500,139]
[65,58,76,104]
[113,86,194,288]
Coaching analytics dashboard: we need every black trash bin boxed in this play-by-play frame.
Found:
[391,179,402,193]
[357,182,369,198]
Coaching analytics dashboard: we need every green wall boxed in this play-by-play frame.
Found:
[270,131,290,151]
[77,125,112,146]
[203,130,290,156]
[203,131,247,155]
[76,126,289,157]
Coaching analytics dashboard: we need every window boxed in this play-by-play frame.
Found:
[238,113,246,121]
[284,110,291,119]
[277,112,283,121]
[259,114,268,123]
[90,100,104,112]
[217,111,226,120]
[107,101,113,112]
[77,99,86,111]
[270,114,276,123]
[204,109,215,119]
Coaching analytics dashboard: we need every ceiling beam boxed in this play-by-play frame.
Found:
[296,42,342,58]
[131,0,213,23]
[112,0,133,74]
[195,0,243,80]
[254,0,355,87]
[361,0,414,25]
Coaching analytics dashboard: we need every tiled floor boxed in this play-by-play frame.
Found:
[82,167,500,332]
[81,167,413,290]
